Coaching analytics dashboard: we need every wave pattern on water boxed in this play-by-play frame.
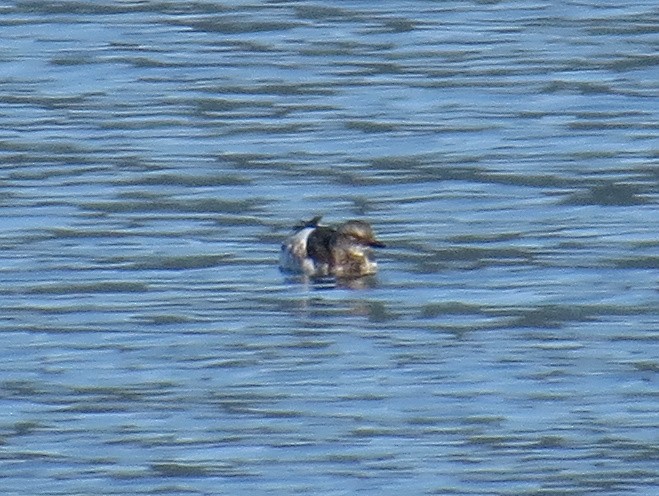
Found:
[0,1,658,495]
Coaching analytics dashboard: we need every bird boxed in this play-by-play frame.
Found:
[279,216,385,278]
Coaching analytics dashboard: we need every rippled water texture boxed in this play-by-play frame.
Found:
[1,1,658,494]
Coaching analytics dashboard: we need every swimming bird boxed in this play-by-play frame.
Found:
[279,216,385,278]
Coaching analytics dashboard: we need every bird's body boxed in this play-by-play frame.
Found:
[279,217,385,278]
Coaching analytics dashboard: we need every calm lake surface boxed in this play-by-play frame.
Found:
[1,1,658,494]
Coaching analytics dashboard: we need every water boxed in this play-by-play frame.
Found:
[1,1,658,494]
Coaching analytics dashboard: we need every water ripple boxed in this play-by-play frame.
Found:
[0,1,657,495]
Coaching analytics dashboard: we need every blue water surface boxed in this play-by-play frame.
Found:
[0,1,657,495]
